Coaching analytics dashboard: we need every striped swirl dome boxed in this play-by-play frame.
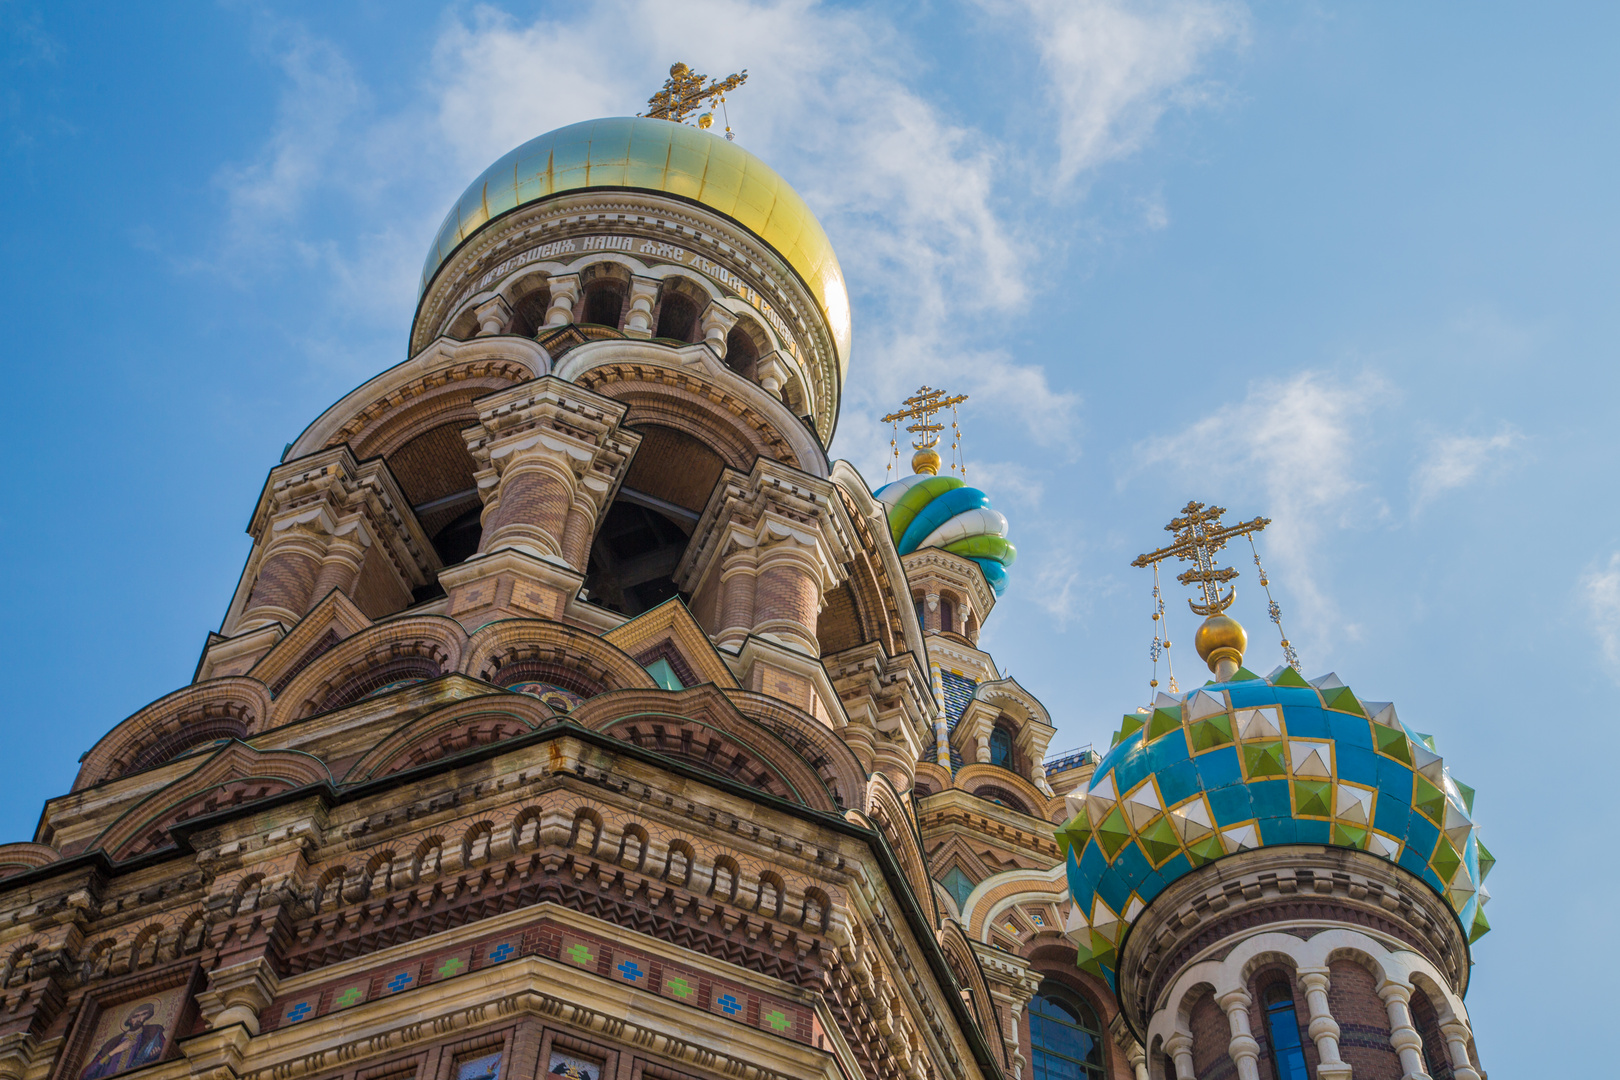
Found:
[874,475,1016,595]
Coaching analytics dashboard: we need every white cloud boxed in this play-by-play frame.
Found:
[212,0,1242,459]
[998,0,1249,183]
[1130,370,1386,648]
[1410,426,1522,510]
[1582,553,1620,678]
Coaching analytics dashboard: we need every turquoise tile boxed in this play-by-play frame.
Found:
[1375,755,1413,794]
[1259,817,1297,844]
[1373,794,1411,838]
[1249,780,1293,819]
[1230,685,1320,708]
[1144,730,1192,771]
[1195,746,1244,789]
[1328,710,1374,749]
[1095,731,1139,777]
[1405,812,1440,855]
[1338,745,1380,786]
[1114,742,1155,797]
[1398,843,1431,878]
[1208,784,1254,826]
[1097,866,1131,912]
[1281,705,1331,739]
[1113,843,1152,891]
[1157,759,1201,806]
[1296,820,1331,844]
[1075,842,1107,899]
[1137,871,1167,903]
[1157,852,1192,883]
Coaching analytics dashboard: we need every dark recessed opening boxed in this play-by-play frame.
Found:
[582,495,695,616]
[582,282,625,328]
[655,294,700,342]
[724,324,760,376]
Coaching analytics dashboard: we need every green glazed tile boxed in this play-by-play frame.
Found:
[1476,838,1495,881]
[1468,906,1491,943]
[1293,779,1332,818]
[1320,685,1367,716]
[1147,707,1184,742]
[1119,713,1145,739]
[1186,834,1225,866]
[1097,806,1132,857]
[1453,778,1476,814]
[1374,722,1413,765]
[1413,774,1446,826]
[1332,823,1367,849]
[1190,713,1235,751]
[1272,666,1312,688]
[1138,817,1181,864]
[1430,835,1462,883]
[1243,741,1288,779]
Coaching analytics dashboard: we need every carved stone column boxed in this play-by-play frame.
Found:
[1297,967,1352,1080]
[1164,1031,1196,1080]
[1217,988,1262,1080]
[622,276,660,338]
[195,956,279,1035]
[544,273,580,327]
[235,449,437,632]
[1439,1020,1482,1080]
[466,376,639,566]
[1377,982,1431,1080]
[700,301,739,356]
[474,295,512,336]
[674,456,856,657]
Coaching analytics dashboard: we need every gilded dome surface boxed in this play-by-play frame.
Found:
[1058,666,1492,988]
[420,117,851,379]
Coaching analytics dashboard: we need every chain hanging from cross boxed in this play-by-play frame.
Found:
[881,385,969,476]
[1131,501,1271,616]
[641,63,748,139]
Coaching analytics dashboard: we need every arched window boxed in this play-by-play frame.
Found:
[989,726,1014,769]
[914,594,925,627]
[1029,984,1105,1080]
[940,597,955,633]
[655,293,700,342]
[1262,982,1310,1080]
[581,280,625,327]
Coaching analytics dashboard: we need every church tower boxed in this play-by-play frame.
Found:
[0,71,1492,1080]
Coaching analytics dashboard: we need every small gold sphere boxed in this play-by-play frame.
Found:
[912,447,941,475]
[1195,613,1248,672]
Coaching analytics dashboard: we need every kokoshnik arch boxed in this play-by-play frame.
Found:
[0,68,1492,1080]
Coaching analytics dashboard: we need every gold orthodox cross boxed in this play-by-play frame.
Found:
[881,385,969,450]
[642,63,748,126]
[1131,501,1271,616]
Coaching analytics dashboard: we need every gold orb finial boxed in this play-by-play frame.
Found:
[1195,613,1247,679]
[912,447,941,475]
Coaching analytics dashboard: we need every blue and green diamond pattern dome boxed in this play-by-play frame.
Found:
[1057,665,1492,988]
[875,474,1017,594]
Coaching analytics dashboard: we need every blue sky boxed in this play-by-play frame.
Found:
[2,2,1615,1070]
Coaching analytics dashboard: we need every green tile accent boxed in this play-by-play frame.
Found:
[1242,741,1288,779]
[1119,713,1145,739]
[1146,707,1183,743]
[1454,779,1476,814]
[1231,667,1261,682]
[1096,807,1132,857]
[333,986,365,1009]
[1138,817,1181,864]
[1186,834,1224,866]
[1320,685,1367,716]
[1413,775,1446,826]
[1468,906,1491,944]
[763,1009,791,1032]
[1293,780,1332,818]
[1190,713,1234,751]
[1055,816,1091,857]
[1430,835,1462,883]
[1373,722,1412,764]
[1332,823,1367,849]
[1476,838,1495,881]
[565,944,595,966]
[1271,666,1312,688]
[666,976,695,999]
[436,957,466,979]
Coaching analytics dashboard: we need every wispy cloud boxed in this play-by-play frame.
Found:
[998,0,1248,183]
[1410,426,1522,511]
[212,0,1243,458]
[1130,370,1386,647]
[1581,552,1620,679]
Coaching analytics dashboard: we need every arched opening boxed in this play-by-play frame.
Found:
[725,323,761,378]
[940,596,956,634]
[580,279,626,328]
[507,286,551,337]
[1261,980,1311,1080]
[913,593,926,629]
[654,293,700,342]
[385,421,482,581]
[1029,984,1105,1080]
[989,725,1014,769]
[582,425,723,616]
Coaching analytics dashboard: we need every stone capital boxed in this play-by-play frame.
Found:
[474,294,513,336]
[194,956,279,1035]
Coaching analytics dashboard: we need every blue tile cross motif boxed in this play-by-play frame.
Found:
[387,972,414,993]
[284,1002,312,1024]
[616,960,645,983]
[488,942,515,963]
[716,993,742,1016]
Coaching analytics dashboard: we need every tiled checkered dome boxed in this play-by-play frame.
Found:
[1057,665,1493,989]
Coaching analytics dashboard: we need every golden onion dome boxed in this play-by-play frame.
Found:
[419,117,851,381]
